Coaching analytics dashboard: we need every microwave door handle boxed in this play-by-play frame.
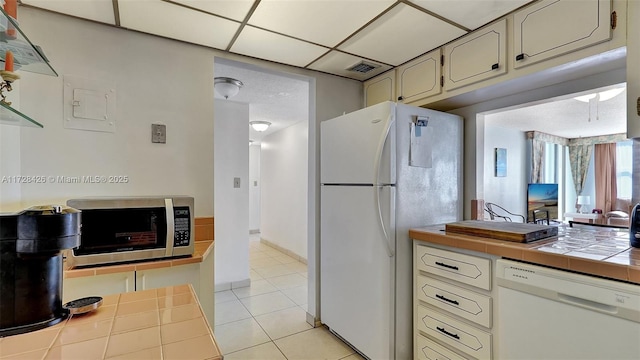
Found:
[165,198,175,257]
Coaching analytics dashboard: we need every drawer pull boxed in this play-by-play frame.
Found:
[436,326,460,340]
[436,294,459,306]
[435,261,459,271]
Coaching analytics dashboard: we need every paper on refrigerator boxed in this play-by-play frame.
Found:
[409,116,432,168]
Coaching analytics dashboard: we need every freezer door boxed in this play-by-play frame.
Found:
[320,185,395,360]
[321,101,396,185]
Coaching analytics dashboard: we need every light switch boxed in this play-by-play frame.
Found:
[234,177,241,188]
[152,124,166,143]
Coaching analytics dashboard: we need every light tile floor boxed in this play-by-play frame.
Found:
[214,235,364,360]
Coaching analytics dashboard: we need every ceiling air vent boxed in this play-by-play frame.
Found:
[346,61,380,74]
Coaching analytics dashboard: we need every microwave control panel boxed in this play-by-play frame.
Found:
[173,207,191,247]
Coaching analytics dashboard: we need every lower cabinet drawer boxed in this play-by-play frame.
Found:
[416,245,491,290]
[416,275,492,328]
[417,305,492,360]
[416,335,467,360]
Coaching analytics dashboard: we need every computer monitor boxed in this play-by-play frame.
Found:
[527,183,559,222]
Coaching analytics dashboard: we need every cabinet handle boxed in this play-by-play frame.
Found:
[491,63,499,70]
[397,96,404,101]
[437,326,460,340]
[436,294,460,306]
[435,261,459,271]
[516,53,525,61]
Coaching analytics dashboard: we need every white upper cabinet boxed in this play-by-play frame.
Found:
[443,19,507,91]
[513,0,613,68]
[364,70,396,107]
[396,49,442,104]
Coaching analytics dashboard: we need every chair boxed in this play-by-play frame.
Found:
[532,209,550,225]
[604,210,629,227]
[485,202,525,223]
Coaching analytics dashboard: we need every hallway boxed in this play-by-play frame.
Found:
[214,235,363,359]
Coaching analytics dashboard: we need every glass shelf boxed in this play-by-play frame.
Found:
[0,7,57,76]
[0,101,43,128]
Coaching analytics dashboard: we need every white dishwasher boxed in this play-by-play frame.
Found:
[496,259,640,360]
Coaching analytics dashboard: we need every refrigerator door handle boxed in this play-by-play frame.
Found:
[374,186,394,257]
[373,114,394,186]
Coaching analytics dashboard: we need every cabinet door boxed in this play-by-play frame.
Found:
[627,0,640,138]
[417,275,492,328]
[416,245,491,290]
[416,334,466,360]
[63,271,134,303]
[396,49,441,104]
[513,0,612,68]
[364,70,395,107]
[443,19,507,91]
[136,263,200,295]
[417,305,492,360]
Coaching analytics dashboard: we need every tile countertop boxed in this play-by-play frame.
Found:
[0,284,222,360]
[64,240,214,279]
[410,224,640,285]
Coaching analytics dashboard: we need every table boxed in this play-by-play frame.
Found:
[564,212,601,224]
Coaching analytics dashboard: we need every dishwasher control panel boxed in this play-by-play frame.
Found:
[495,259,640,317]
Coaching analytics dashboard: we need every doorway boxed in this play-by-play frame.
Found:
[212,57,314,325]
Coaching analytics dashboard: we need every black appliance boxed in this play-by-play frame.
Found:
[631,203,640,248]
[0,205,81,337]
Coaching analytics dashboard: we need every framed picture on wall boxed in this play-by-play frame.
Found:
[495,148,507,177]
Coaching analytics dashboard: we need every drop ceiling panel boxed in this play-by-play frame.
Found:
[169,0,256,21]
[410,0,533,30]
[118,0,239,50]
[21,0,116,25]
[307,51,391,81]
[338,3,467,66]
[248,0,395,47]
[231,26,329,67]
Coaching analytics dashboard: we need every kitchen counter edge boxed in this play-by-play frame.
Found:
[410,225,640,285]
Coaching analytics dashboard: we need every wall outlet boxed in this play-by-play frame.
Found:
[234,177,241,188]
[152,124,166,143]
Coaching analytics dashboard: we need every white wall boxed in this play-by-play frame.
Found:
[214,100,250,289]
[261,121,308,259]
[16,7,214,216]
[0,125,21,212]
[249,144,261,232]
[482,125,528,218]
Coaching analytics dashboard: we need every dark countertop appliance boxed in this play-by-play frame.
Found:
[0,205,81,337]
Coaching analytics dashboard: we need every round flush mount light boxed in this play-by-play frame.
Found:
[214,77,243,99]
[250,121,271,132]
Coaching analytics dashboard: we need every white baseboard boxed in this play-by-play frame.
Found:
[214,278,251,292]
[260,238,308,264]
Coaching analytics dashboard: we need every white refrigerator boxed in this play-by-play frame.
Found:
[320,101,463,360]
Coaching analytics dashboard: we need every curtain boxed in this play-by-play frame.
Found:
[594,143,617,213]
[526,131,567,183]
[531,138,545,183]
[568,144,593,196]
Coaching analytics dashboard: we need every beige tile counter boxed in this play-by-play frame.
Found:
[0,285,222,360]
[64,240,214,279]
[410,223,640,284]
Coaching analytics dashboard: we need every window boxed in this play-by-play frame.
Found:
[616,140,632,200]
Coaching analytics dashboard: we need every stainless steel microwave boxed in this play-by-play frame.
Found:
[65,196,194,268]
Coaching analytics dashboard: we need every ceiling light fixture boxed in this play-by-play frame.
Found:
[214,77,243,99]
[250,121,271,132]
[573,87,625,102]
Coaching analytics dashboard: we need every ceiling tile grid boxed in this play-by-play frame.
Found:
[118,0,240,49]
[337,3,467,66]
[22,0,116,25]
[22,0,537,81]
